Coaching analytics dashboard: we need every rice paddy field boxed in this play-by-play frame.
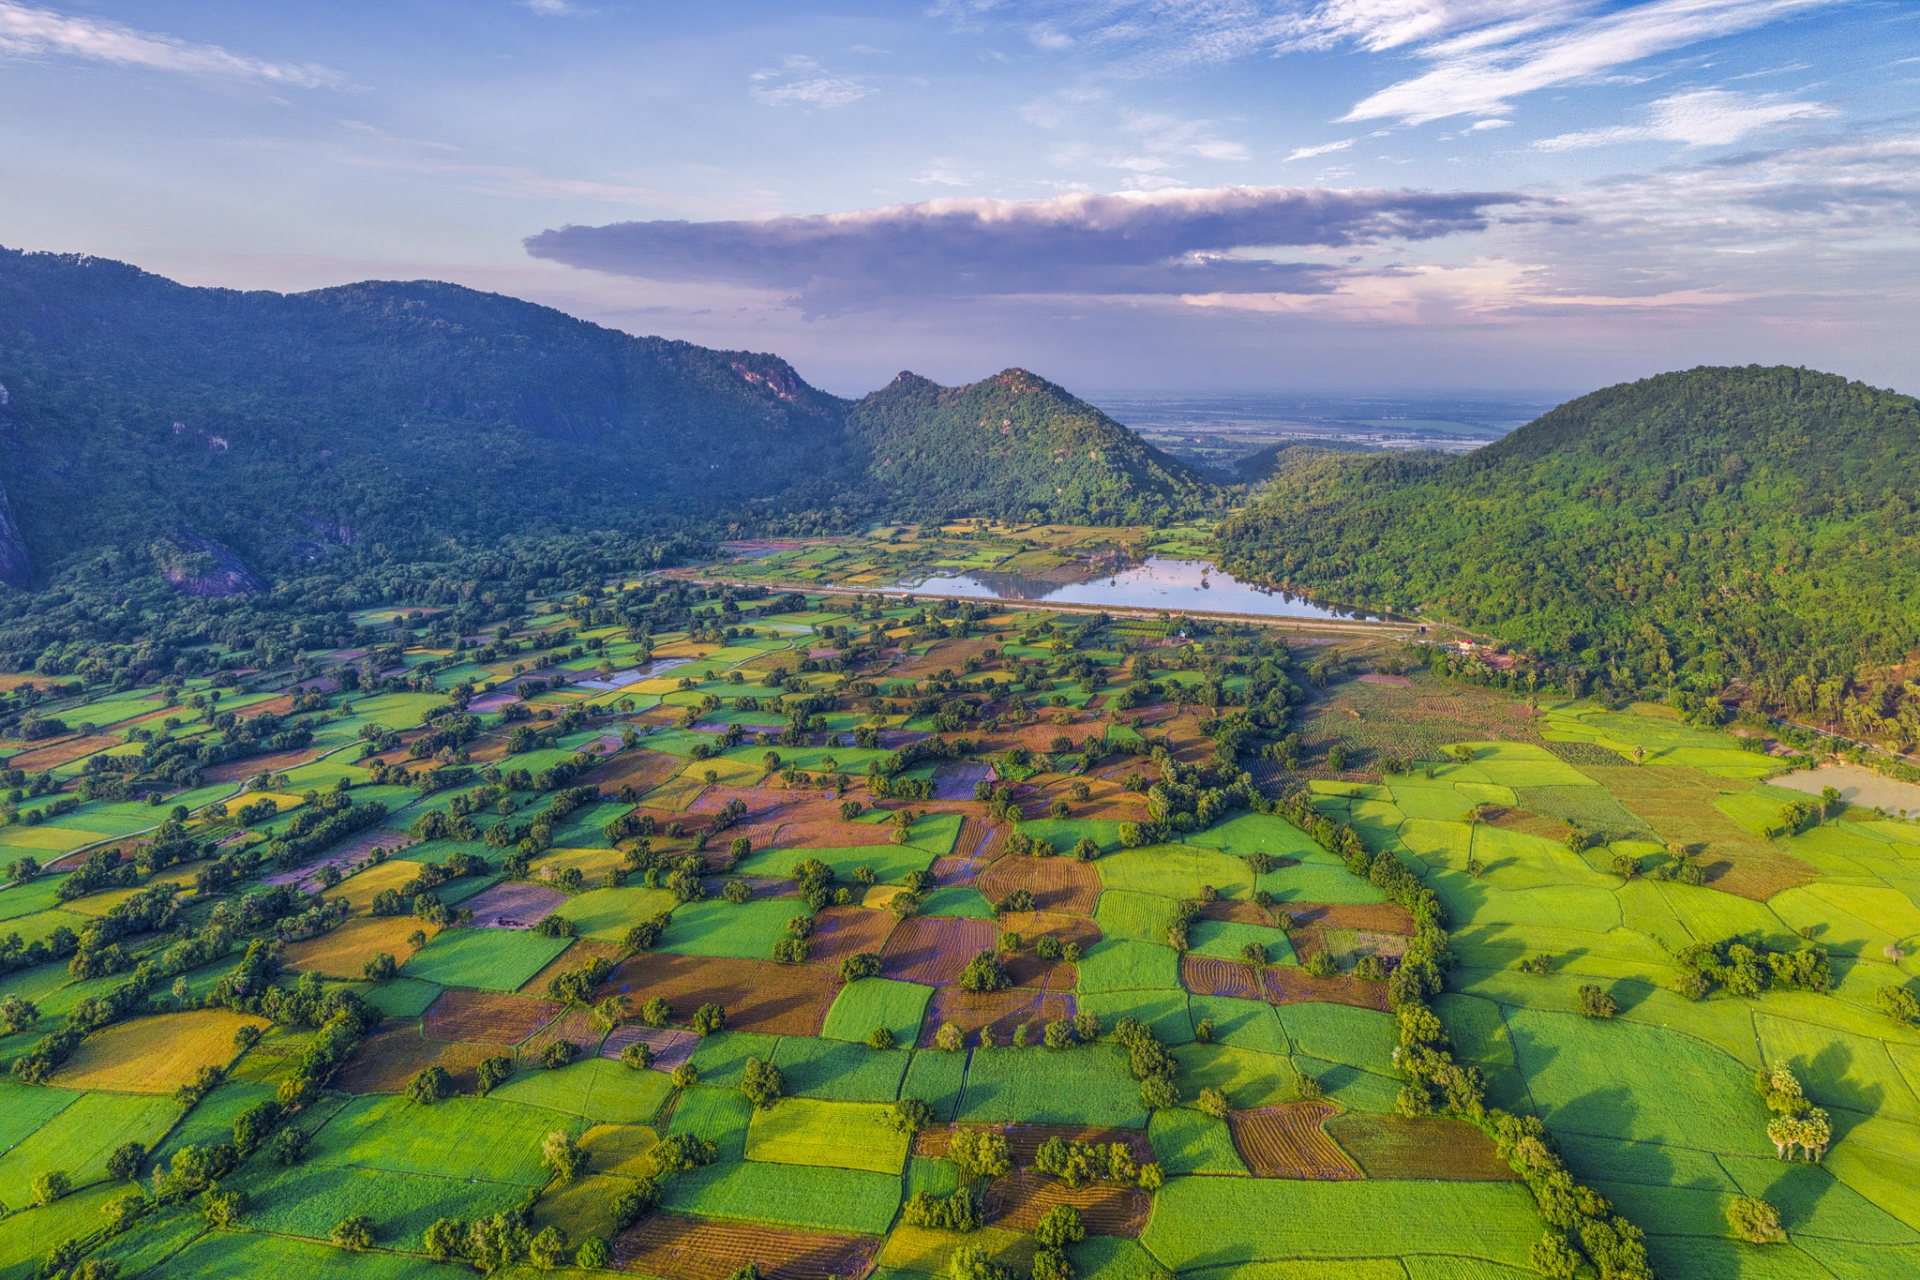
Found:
[2,581,1917,1280]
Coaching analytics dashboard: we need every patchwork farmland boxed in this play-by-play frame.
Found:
[0,570,1914,1280]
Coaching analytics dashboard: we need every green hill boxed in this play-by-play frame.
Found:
[0,251,1208,602]
[845,369,1208,524]
[1215,366,1920,685]
[0,247,859,592]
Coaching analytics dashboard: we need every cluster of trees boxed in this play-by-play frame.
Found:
[1217,367,1920,697]
[1266,785,1654,1280]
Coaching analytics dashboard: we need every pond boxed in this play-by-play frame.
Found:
[895,557,1388,622]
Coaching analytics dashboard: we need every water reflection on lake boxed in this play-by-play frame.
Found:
[897,557,1386,621]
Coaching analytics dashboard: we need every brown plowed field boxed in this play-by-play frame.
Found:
[1228,1102,1361,1180]
[1199,899,1278,927]
[983,1170,1151,1238]
[335,1023,501,1094]
[1262,966,1390,1012]
[1179,955,1266,1001]
[1276,902,1417,934]
[1324,1112,1520,1182]
[424,989,563,1045]
[520,1006,607,1064]
[998,911,1102,951]
[881,917,998,986]
[804,906,898,969]
[595,953,839,1037]
[522,940,628,998]
[977,857,1100,915]
[5,735,121,771]
[580,750,685,795]
[918,988,1074,1047]
[614,1214,881,1280]
[916,1124,1154,1170]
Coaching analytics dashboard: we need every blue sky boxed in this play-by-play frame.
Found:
[1,1,1914,396]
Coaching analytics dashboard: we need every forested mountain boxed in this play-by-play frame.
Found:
[845,369,1210,524]
[0,247,861,593]
[1215,366,1920,686]
[0,250,1210,609]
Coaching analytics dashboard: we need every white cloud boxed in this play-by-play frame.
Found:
[1535,87,1835,150]
[0,1,337,86]
[1341,0,1841,125]
[750,56,874,108]
[518,0,594,15]
[1287,138,1357,161]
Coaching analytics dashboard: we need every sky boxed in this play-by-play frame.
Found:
[1,1,1915,398]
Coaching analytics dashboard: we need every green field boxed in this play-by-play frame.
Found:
[400,928,572,991]
[744,1097,911,1173]
[822,978,934,1045]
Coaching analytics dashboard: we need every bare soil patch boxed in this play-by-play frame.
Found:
[595,953,840,1037]
[521,939,628,997]
[977,858,1100,915]
[918,988,1074,1047]
[601,1025,699,1072]
[805,906,899,970]
[6,735,121,771]
[881,917,998,986]
[613,1214,881,1280]
[424,989,562,1045]
[520,1006,607,1064]
[1275,902,1415,934]
[1262,966,1389,1012]
[465,881,569,928]
[581,750,684,795]
[984,1170,1150,1237]
[1228,1102,1360,1180]
[1323,1112,1519,1182]
[335,1023,499,1094]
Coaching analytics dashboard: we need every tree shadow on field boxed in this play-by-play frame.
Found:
[1793,1039,1885,1122]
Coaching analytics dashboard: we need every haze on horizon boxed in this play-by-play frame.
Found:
[0,0,1913,398]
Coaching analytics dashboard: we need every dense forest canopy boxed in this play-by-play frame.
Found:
[846,368,1214,525]
[1216,366,1920,695]
[0,249,1211,595]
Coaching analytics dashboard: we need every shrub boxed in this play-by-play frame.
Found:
[542,1040,580,1069]
[576,1236,611,1268]
[958,950,1012,993]
[407,1066,452,1105]
[722,879,752,905]
[543,1130,588,1183]
[1293,1072,1323,1101]
[902,1188,981,1231]
[1034,1204,1086,1249]
[31,1170,70,1206]
[1727,1195,1787,1244]
[1141,1076,1180,1111]
[477,1054,514,1094]
[949,1128,1012,1180]
[1303,951,1338,978]
[692,1003,726,1035]
[1032,1250,1075,1280]
[950,1245,1014,1280]
[107,1142,146,1181]
[529,1224,571,1269]
[670,1063,699,1089]
[268,1126,309,1166]
[620,1040,656,1070]
[1072,837,1100,861]
[840,952,882,982]
[1044,1020,1073,1050]
[936,1021,965,1052]
[331,1214,374,1251]
[1578,985,1619,1019]
[741,1056,784,1109]
[867,1026,896,1050]
[640,996,672,1027]
[1197,1087,1230,1118]
[889,1097,935,1133]
[1876,985,1920,1026]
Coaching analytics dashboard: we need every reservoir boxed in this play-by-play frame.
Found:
[897,556,1388,621]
